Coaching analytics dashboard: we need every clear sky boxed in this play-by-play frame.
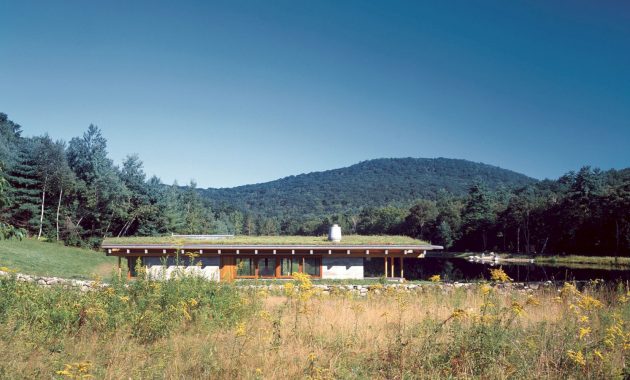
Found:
[1,1,629,188]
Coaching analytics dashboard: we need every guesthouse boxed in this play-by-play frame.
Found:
[101,227,443,281]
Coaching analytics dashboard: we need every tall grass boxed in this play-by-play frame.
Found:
[0,270,628,379]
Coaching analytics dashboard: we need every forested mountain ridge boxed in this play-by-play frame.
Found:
[199,158,537,218]
[1,112,628,256]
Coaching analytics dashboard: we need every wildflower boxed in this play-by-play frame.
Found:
[567,350,586,367]
[119,296,129,303]
[577,295,603,311]
[579,315,589,324]
[429,274,441,282]
[259,310,272,321]
[489,268,512,283]
[593,350,604,361]
[525,295,540,306]
[255,368,263,376]
[579,327,591,340]
[450,308,467,319]
[284,282,295,297]
[189,298,198,307]
[560,283,579,298]
[234,322,246,337]
[480,284,492,296]
[307,352,317,362]
[511,302,525,316]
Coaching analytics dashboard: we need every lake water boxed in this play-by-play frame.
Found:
[407,258,630,283]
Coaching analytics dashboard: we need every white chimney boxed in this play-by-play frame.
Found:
[328,224,342,242]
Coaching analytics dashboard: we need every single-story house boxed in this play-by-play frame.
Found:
[101,233,443,281]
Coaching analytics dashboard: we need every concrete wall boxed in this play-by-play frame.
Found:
[322,257,364,279]
[144,256,220,281]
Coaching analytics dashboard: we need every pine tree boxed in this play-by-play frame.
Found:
[3,140,41,231]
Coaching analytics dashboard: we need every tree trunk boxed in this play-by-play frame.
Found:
[541,237,549,255]
[38,176,48,240]
[524,211,531,254]
[615,219,620,264]
[56,187,63,241]
[516,226,520,253]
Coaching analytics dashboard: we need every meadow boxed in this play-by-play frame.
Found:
[0,267,628,379]
[0,239,119,279]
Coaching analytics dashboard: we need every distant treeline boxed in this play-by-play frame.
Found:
[0,112,628,256]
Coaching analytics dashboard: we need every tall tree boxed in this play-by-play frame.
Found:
[403,200,438,240]
[3,139,41,231]
[461,182,496,251]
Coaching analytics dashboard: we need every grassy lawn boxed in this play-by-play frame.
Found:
[0,238,121,279]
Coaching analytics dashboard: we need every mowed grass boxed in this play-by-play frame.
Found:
[0,239,120,279]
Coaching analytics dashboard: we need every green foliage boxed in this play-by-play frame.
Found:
[0,273,250,346]
[0,112,628,257]
[200,158,536,219]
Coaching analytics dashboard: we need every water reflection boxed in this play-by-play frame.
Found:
[406,258,630,282]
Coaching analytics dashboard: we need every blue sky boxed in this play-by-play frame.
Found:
[1,0,629,188]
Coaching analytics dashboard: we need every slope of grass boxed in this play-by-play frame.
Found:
[0,238,120,279]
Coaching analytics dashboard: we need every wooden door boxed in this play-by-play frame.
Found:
[220,256,236,282]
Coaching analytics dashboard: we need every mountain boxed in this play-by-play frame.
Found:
[199,158,537,218]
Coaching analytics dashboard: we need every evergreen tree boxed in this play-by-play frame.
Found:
[3,139,41,231]
[460,182,496,251]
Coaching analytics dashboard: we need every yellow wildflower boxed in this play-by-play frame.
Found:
[480,284,492,296]
[579,327,591,340]
[511,302,525,316]
[577,295,603,311]
[567,350,586,367]
[594,350,604,360]
[234,322,246,337]
[489,268,512,283]
[429,274,441,282]
[450,308,467,319]
[525,295,540,306]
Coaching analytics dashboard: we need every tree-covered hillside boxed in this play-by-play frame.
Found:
[199,158,536,218]
[1,112,628,256]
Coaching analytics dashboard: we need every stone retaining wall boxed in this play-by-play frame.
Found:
[0,269,556,295]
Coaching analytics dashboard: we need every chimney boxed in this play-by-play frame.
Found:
[328,224,342,242]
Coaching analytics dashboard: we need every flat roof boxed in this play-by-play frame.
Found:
[102,235,442,251]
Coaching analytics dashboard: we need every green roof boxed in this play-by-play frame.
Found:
[102,235,428,246]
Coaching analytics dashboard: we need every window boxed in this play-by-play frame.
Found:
[258,257,275,277]
[303,257,320,276]
[231,256,321,278]
[280,257,300,276]
[236,257,255,277]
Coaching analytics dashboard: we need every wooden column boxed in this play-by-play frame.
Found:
[117,256,122,279]
[384,257,388,278]
[400,257,404,280]
[390,257,395,278]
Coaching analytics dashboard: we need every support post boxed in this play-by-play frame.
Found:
[400,257,404,280]
[384,256,388,278]
[117,256,122,279]
[391,257,395,278]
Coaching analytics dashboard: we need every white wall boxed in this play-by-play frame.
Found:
[322,257,364,279]
[144,256,220,281]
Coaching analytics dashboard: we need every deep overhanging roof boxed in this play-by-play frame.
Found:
[102,235,443,253]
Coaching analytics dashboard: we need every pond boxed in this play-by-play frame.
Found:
[406,258,630,283]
